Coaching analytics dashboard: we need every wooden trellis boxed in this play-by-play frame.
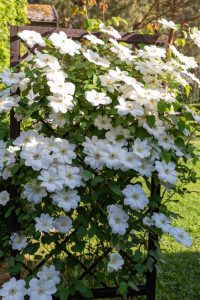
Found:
[9,25,165,300]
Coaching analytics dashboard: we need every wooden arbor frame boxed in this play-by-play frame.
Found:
[9,25,164,300]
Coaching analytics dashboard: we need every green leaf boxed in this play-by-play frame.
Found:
[23,242,40,255]
[41,234,55,245]
[75,280,93,297]
[4,206,15,218]
[11,164,20,175]
[130,126,135,134]
[135,263,145,274]
[118,282,127,295]
[128,281,139,291]
[157,100,169,114]
[185,85,191,97]
[175,137,185,148]
[82,170,94,180]
[10,263,22,275]
[71,241,85,253]
[5,256,15,267]
[53,258,63,271]
[83,18,100,30]
[161,150,171,163]
[147,257,155,272]
[146,115,156,127]
[15,254,24,262]
[77,226,87,240]
[107,181,123,196]
[88,226,97,238]
[59,286,69,300]
[91,176,104,186]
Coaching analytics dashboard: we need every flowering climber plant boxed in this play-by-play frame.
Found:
[0,20,200,299]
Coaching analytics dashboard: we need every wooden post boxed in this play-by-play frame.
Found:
[9,26,21,238]
[146,176,161,300]
[10,26,20,139]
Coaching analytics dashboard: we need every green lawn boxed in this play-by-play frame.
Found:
[156,138,200,300]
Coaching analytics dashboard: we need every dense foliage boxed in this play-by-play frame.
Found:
[0,0,27,71]
[0,20,200,299]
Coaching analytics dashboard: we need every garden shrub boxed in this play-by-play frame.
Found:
[0,0,27,71]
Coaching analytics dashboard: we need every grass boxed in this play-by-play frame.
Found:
[156,137,200,300]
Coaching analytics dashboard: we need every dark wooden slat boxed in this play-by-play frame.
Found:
[91,286,148,299]
[79,248,112,280]
[14,25,167,45]
[10,26,21,69]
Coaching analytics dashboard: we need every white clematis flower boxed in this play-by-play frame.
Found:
[18,30,45,47]
[132,138,151,159]
[28,278,57,300]
[99,23,121,39]
[155,160,177,185]
[10,232,28,251]
[0,190,10,206]
[84,34,104,45]
[38,167,64,192]
[107,204,129,236]
[94,115,112,130]
[158,19,178,31]
[169,227,192,247]
[35,213,54,233]
[49,31,81,56]
[0,277,26,300]
[85,90,112,106]
[52,189,80,212]
[152,212,171,233]
[37,265,60,285]
[54,216,73,234]
[22,181,47,204]
[107,253,124,273]
[115,97,144,117]
[123,184,149,210]
[83,49,110,68]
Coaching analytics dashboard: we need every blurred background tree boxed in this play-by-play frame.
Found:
[0,0,28,70]
[28,0,200,31]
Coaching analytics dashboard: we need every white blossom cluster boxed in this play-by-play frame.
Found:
[0,265,60,300]
[12,131,82,192]
[82,132,178,183]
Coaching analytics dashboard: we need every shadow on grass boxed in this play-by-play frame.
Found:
[156,251,200,300]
